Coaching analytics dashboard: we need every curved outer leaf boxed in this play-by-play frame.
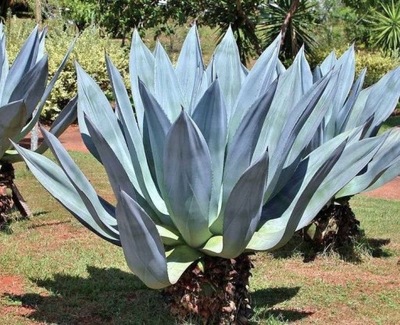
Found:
[166,245,203,284]
[140,80,171,195]
[84,114,172,227]
[163,111,213,247]
[218,80,278,233]
[207,26,247,118]
[253,48,313,163]
[337,129,400,197]
[192,80,227,225]
[175,24,205,113]
[76,63,143,196]
[222,152,269,258]
[106,56,168,218]
[344,67,400,135]
[16,37,77,143]
[229,34,280,135]
[13,142,120,245]
[1,26,40,105]
[259,73,333,200]
[249,131,383,251]
[130,29,155,132]
[154,41,183,122]
[9,56,48,116]
[322,47,355,140]
[0,28,8,102]
[42,128,118,238]
[116,191,170,289]
[337,68,367,134]
[0,100,27,158]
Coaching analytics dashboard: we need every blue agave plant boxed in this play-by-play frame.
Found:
[0,24,76,220]
[14,26,398,322]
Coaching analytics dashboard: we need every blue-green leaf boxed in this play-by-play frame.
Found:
[9,56,48,116]
[192,80,227,225]
[117,191,170,289]
[0,100,26,157]
[140,80,171,193]
[130,29,155,131]
[175,24,204,113]
[229,34,280,134]
[207,26,247,118]
[163,111,213,247]
[107,56,168,217]
[222,152,268,258]
[154,41,183,121]
[2,26,40,105]
[42,128,118,238]
[76,63,141,194]
[13,141,120,245]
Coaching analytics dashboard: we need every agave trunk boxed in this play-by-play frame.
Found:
[162,254,254,324]
[302,197,361,250]
[0,162,30,226]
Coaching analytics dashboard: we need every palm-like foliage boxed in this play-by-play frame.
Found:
[258,0,318,60]
[14,26,398,322]
[369,0,400,56]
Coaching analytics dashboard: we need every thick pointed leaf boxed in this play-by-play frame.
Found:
[192,80,228,224]
[229,34,280,134]
[0,31,8,100]
[2,26,40,105]
[154,41,183,121]
[130,29,155,131]
[107,56,168,217]
[9,56,48,116]
[117,191,170,289]
[85,115,172,227]
[13,142,120,245]
[175,24,204,113]
[253,48,313,161]
[166,245,203,284]
[209,26,247,118]
[337,129,400,197]
[35,96,78,155]
[140,80,171,192]
[222,153,268,258]
[42,128,118,238]
[163,111,213,247]
[221,80,277,218]
[15,38,76,143]
[0,100,26,158]
[76,63,141,194]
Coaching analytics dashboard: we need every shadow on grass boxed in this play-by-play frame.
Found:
[252,287,313,322]
[5,266,174,325]
[4,266,307,324]
[271,233,392,263]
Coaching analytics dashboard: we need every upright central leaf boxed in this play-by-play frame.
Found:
[163,111,213,247]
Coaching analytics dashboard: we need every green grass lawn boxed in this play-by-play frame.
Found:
[0,151,399,324]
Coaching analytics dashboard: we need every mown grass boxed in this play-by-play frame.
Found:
[0,151,399,324]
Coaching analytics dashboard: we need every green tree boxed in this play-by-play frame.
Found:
[369,0,400,56]
[258,0,318,61]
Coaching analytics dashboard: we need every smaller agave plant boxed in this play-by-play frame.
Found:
[14,26,396,323]
[301,49,400,248]
[0,24,77,221]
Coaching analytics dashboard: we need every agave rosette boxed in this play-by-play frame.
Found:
[15,26,392,289]
[311,48,400,198]
[0,24,77,163]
